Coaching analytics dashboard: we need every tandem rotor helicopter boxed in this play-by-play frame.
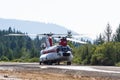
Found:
[6,31,86,65]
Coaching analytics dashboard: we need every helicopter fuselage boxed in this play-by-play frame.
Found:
[40,45,73,65]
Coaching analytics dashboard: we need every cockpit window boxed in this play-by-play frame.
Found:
[58,46,71,52]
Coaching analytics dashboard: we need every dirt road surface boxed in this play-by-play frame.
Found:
[0,62,120,80]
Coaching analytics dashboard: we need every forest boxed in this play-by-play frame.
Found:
[0,23,120,66]
[0,27,41,62]
[72,23,120,66]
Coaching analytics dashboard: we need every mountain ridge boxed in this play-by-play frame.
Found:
[0,18,75,34]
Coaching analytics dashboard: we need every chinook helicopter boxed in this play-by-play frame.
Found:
[39,31,86,65]
[6,31,86,65]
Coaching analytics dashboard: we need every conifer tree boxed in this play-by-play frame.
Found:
[113,24,120,42]
[104,23,112,42]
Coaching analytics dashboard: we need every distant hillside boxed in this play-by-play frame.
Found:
[0,18,74,34]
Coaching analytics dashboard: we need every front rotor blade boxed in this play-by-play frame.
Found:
[5,34,27,36]
[5,33,37,36]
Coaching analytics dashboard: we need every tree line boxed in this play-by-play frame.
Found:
[0,24,120,66]
[0,27,41,62]
[72,23,120,66]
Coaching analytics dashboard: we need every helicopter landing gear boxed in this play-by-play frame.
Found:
[57,61,60,65]
[55,61,60,65]
[39,61,42,65]
[67,62,71,65]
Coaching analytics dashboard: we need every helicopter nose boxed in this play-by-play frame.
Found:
[63,53,70,56]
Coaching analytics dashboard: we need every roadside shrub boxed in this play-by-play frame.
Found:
[28,57,39,62]
[0,56,9,61]
[73,57,82,64]
[12,59,24,62]
[91,54,104,65]
[115,62,120,66]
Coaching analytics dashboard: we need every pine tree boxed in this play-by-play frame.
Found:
[94,34,105,45]
[104,23,112,42]
[113,24,120,42]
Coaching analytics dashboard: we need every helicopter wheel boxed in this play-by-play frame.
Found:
[57,61,60,65]
[67,62,71,65]
[39,61,42,65]
[55,61,60,65]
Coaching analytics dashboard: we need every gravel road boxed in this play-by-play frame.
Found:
[0,62,120,80]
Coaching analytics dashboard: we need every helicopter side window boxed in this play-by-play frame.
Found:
[41,43,46,49]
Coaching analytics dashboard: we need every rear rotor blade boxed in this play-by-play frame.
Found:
[67,38,86,44]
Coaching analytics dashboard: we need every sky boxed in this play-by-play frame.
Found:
[0,0,120,39]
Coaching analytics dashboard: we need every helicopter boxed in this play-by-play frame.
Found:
[6,31,86,65]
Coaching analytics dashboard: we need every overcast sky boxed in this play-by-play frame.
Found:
[0,0,120,39]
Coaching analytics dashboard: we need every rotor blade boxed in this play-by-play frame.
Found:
[5,33,37,36]
[67,38,87,44]
[5,34,27,36]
